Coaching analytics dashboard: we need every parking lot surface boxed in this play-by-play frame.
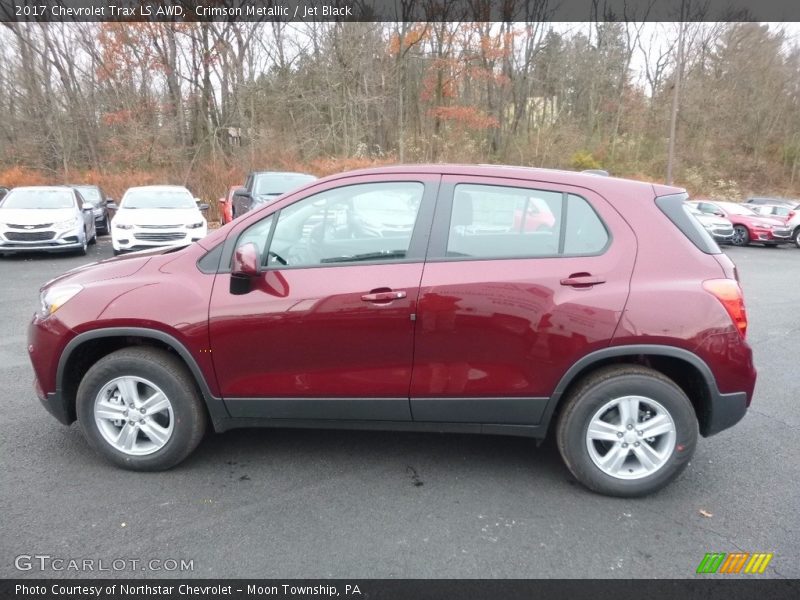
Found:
[1,238,798,578]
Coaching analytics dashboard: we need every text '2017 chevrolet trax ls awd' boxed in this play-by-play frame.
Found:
[28,165,756,497]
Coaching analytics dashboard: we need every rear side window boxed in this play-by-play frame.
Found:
[563,195,609,254]
[445,184,608,259]
[656,193,720,255]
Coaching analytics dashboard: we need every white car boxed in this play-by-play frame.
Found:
[685,203,735,243]
[0,186,96,256]
[111,185,208,255]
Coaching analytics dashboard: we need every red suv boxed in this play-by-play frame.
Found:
[28,166,756,497]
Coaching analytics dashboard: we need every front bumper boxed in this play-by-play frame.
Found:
[0,227,84,252]
[752,227,791,243]
[36,387,73,425]
[112,226,206,252]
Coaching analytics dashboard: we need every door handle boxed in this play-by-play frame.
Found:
[560,274,606,288]
[361,290,407,302]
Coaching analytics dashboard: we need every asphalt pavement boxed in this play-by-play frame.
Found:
[1,237,798,579]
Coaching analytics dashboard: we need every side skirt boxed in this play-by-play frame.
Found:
[211,417,547,439]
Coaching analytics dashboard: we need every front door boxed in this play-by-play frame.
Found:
[209,175,438,421]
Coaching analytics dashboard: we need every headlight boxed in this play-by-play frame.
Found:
[186,222,204,229]
[39,284,83,318]
[53,218,79,229]
[115,223,133,230]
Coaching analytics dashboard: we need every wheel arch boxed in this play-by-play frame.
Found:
[542,345,721,437]
[57,328,229,425]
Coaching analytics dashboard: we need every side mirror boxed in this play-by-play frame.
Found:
[232,242,261,277]
[82,206,93,212]
[198,203,210,211]
[107,202,118,210]
[713,211,724,217]
[233,187,250,201]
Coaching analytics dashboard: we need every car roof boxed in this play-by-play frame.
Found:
[123,185,191,192]
[7,185,75,192]
[251,171,316,177]
[314,164,682,196]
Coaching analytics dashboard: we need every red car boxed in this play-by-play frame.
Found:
[28,165,756,497]
[217,185,238,225]
[688,199,791,246]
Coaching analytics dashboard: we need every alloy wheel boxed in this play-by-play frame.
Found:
[585,395,677,480]
[93,376,174,456]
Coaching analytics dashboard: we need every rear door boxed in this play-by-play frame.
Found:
[410,175,636,424]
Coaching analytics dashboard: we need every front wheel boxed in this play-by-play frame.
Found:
[76,347,207,471]
[731,225,750,246]
[556,365,698,497]
[793,227,800,249]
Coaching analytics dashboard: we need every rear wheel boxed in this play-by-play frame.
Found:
[556,365,698,497]
[76,347,207,471]
[731,225,750,246]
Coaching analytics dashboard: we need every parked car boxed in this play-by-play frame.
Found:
[68,184,112,235]
[750,204,794,220]
[110,185,208,255]
[751,204,800,248]
[231,171,317,218]
[217,185,238,225]
[0,186,95,255]
[745,197,800,208]
[685,203,734,243]
[28,165,757,497]
[687,199,791,246]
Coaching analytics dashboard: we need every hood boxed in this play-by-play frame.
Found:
[693,213,731,227]
[113,207,204,226]
[0,208,75,225]
[42,247,181,290]
[747,215,784,227]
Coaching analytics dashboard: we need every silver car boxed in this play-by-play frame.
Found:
[0,186,96,255]
[686,203,734,243]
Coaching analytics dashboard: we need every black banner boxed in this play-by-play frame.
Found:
[3,579,800,600]
[0,0,798,23]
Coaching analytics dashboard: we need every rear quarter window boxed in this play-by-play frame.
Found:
[656,193,721,255]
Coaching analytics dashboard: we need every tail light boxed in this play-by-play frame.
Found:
[703,279,748,337]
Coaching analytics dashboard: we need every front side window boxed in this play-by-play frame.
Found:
[446,184,608,259]
[238,181,424,269]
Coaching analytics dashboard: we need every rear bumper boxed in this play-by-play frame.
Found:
[703,390,748,436]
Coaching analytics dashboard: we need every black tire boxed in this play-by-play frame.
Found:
[113,248,122,256]
[556,365,698,497]
[793,227,800,249]
[89,228,97,245]
[99,215,110,235]
[76,235,88,256]
[731,225,750,247]
[76,347,207,471]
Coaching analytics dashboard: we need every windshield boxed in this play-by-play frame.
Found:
[718,202,758,216]
[1,189,75,209]
[73,186,101,204]
[121,189,196,209]
[254,174,316,197]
